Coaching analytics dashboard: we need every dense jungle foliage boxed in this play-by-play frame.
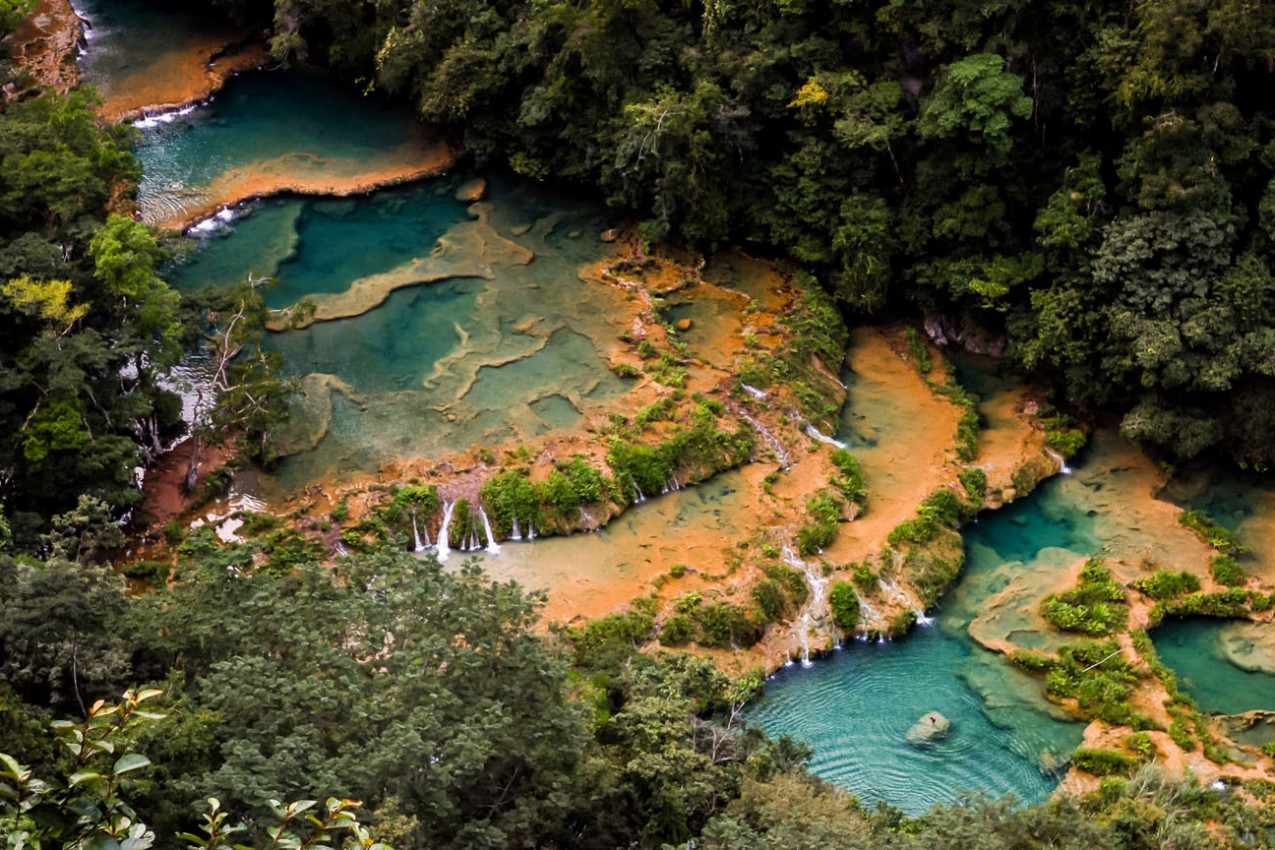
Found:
[201,0,1275,470]
[3,536,1275,849]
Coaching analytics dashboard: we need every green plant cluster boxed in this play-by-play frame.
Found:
[887,488,962,547]
[1178,510,1243,555]
[1131,570,1201,600]
[851,560,878,593]
[1073,747,1140,777]
[660,591,764,650]
[1211,555,1247,587]
[1012,641,1158,730]
[1148,588,1274,624]
[1039,408,1086,458]
[1040,560,1128,636]
[751,563,810,624]
[828,581,861,631]
[828,448,867,510]
[797,492,843,556]
[958,467,987,507]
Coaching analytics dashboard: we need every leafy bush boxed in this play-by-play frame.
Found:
[1211,555,1246,587]
[852,561,877,592]
[1073,747,1139,777]
[1132,570,1200,600]
[828,448,867,509]
[1040,560,1127,635]
[660,614,696,645]
[959,467,987,505]
[330,498,350,523]
[121,559,169,582]
[798,492,842,555]
[890,609,917,635]
[828,581,860,630]
[481,471,540,535]
[1179,510,1241,554]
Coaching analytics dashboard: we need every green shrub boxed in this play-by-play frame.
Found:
[1132,570,1200,600]
[906,545,962,609]
[958,467,987,505]
[1040,559,1127,635]
[1073,747,1139,777]
[612,362,641,378]
[637,339,657,359]
[669,564,687,578]
[798,492,842,555]
[1211,555,1247,587]
[1179,510,1242,554]
[237,511,280,536]
[697,602,762,648]
[890,609,917,635]
[675,591,702,615]
[1124,731,1156,759]
[330,498,350,523]
[828,581,861,630]
[852,561,877,592]
[481,471,540,536]
[752,579,787,623]
[660,614,696,646]
[829,448,867,509]
[1169,720,1195,751]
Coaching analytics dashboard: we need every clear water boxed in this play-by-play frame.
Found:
[75,0,238,109]
[170,184,470,310]
[131,69,436,225]
[1152,619,1275,715]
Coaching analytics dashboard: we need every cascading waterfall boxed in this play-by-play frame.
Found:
[880,577,934,626]
[628,474,646,503]
[741,384,768,400]
[479,506,501,553]
[411,507,427,552]
[527,519,537,540]
[1044,448,1074,475]
[510,515,522,541]
[856,590,880,627]
[436,501,456,561]
[784,545,828,668]
[740,412,790,468]
[804,423,847,449]
[335,541,349,557]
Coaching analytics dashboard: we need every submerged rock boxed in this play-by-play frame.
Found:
[906,711,952,746]
[676,318,693,331]
[455,177,488,202]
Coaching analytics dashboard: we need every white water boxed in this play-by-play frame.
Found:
[804,423,847,449]
[131,102,199,130]
[880,576,934,627]
[479,506,501,553]
[510,515,522,541]
[436,501,456,561]
[784,545,828,667]
[411,507,428,552]
[742,384,768,400]
[1044,448,1073,475]
[740,412,791,468]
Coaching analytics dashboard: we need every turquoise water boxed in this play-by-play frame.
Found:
[752,453,1090,812]
[1152,619,1275,715]
[169,185,470,309]
[131,69,432,224]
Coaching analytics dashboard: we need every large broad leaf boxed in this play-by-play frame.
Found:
[113,754,151,776]
[68,770,104,787]
[0,752,24,779]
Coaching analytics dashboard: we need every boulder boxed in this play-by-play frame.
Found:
[675,318,693,331]
[906,711,952,746]
[455,177,488,202]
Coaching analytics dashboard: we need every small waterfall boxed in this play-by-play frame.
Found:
[411,508,426,552]
[856,590,880,626]
[784,545,828,667]
[629,474,646,503]
[480,507,501,553]
[335,541,349,557]
[527,519,537,541]
[804,423,847,449]
[740,413,790,469]
[436,501,456,561]
[880,577,933,626]
[742,384,768,400]
[1045,447,1074,475]
[510,516,522,541]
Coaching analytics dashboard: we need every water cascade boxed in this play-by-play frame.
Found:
[784,545,829,668]
[479,506,501,553]
[334,541,349,557]
[436,501,456,561]
[1044,448,1073,475]
[629,474,647,503]
[880,577,933,626]
[740,412,791,468]
[805,423,848,449]
[510,516,522,541]
[411,507,426,552]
